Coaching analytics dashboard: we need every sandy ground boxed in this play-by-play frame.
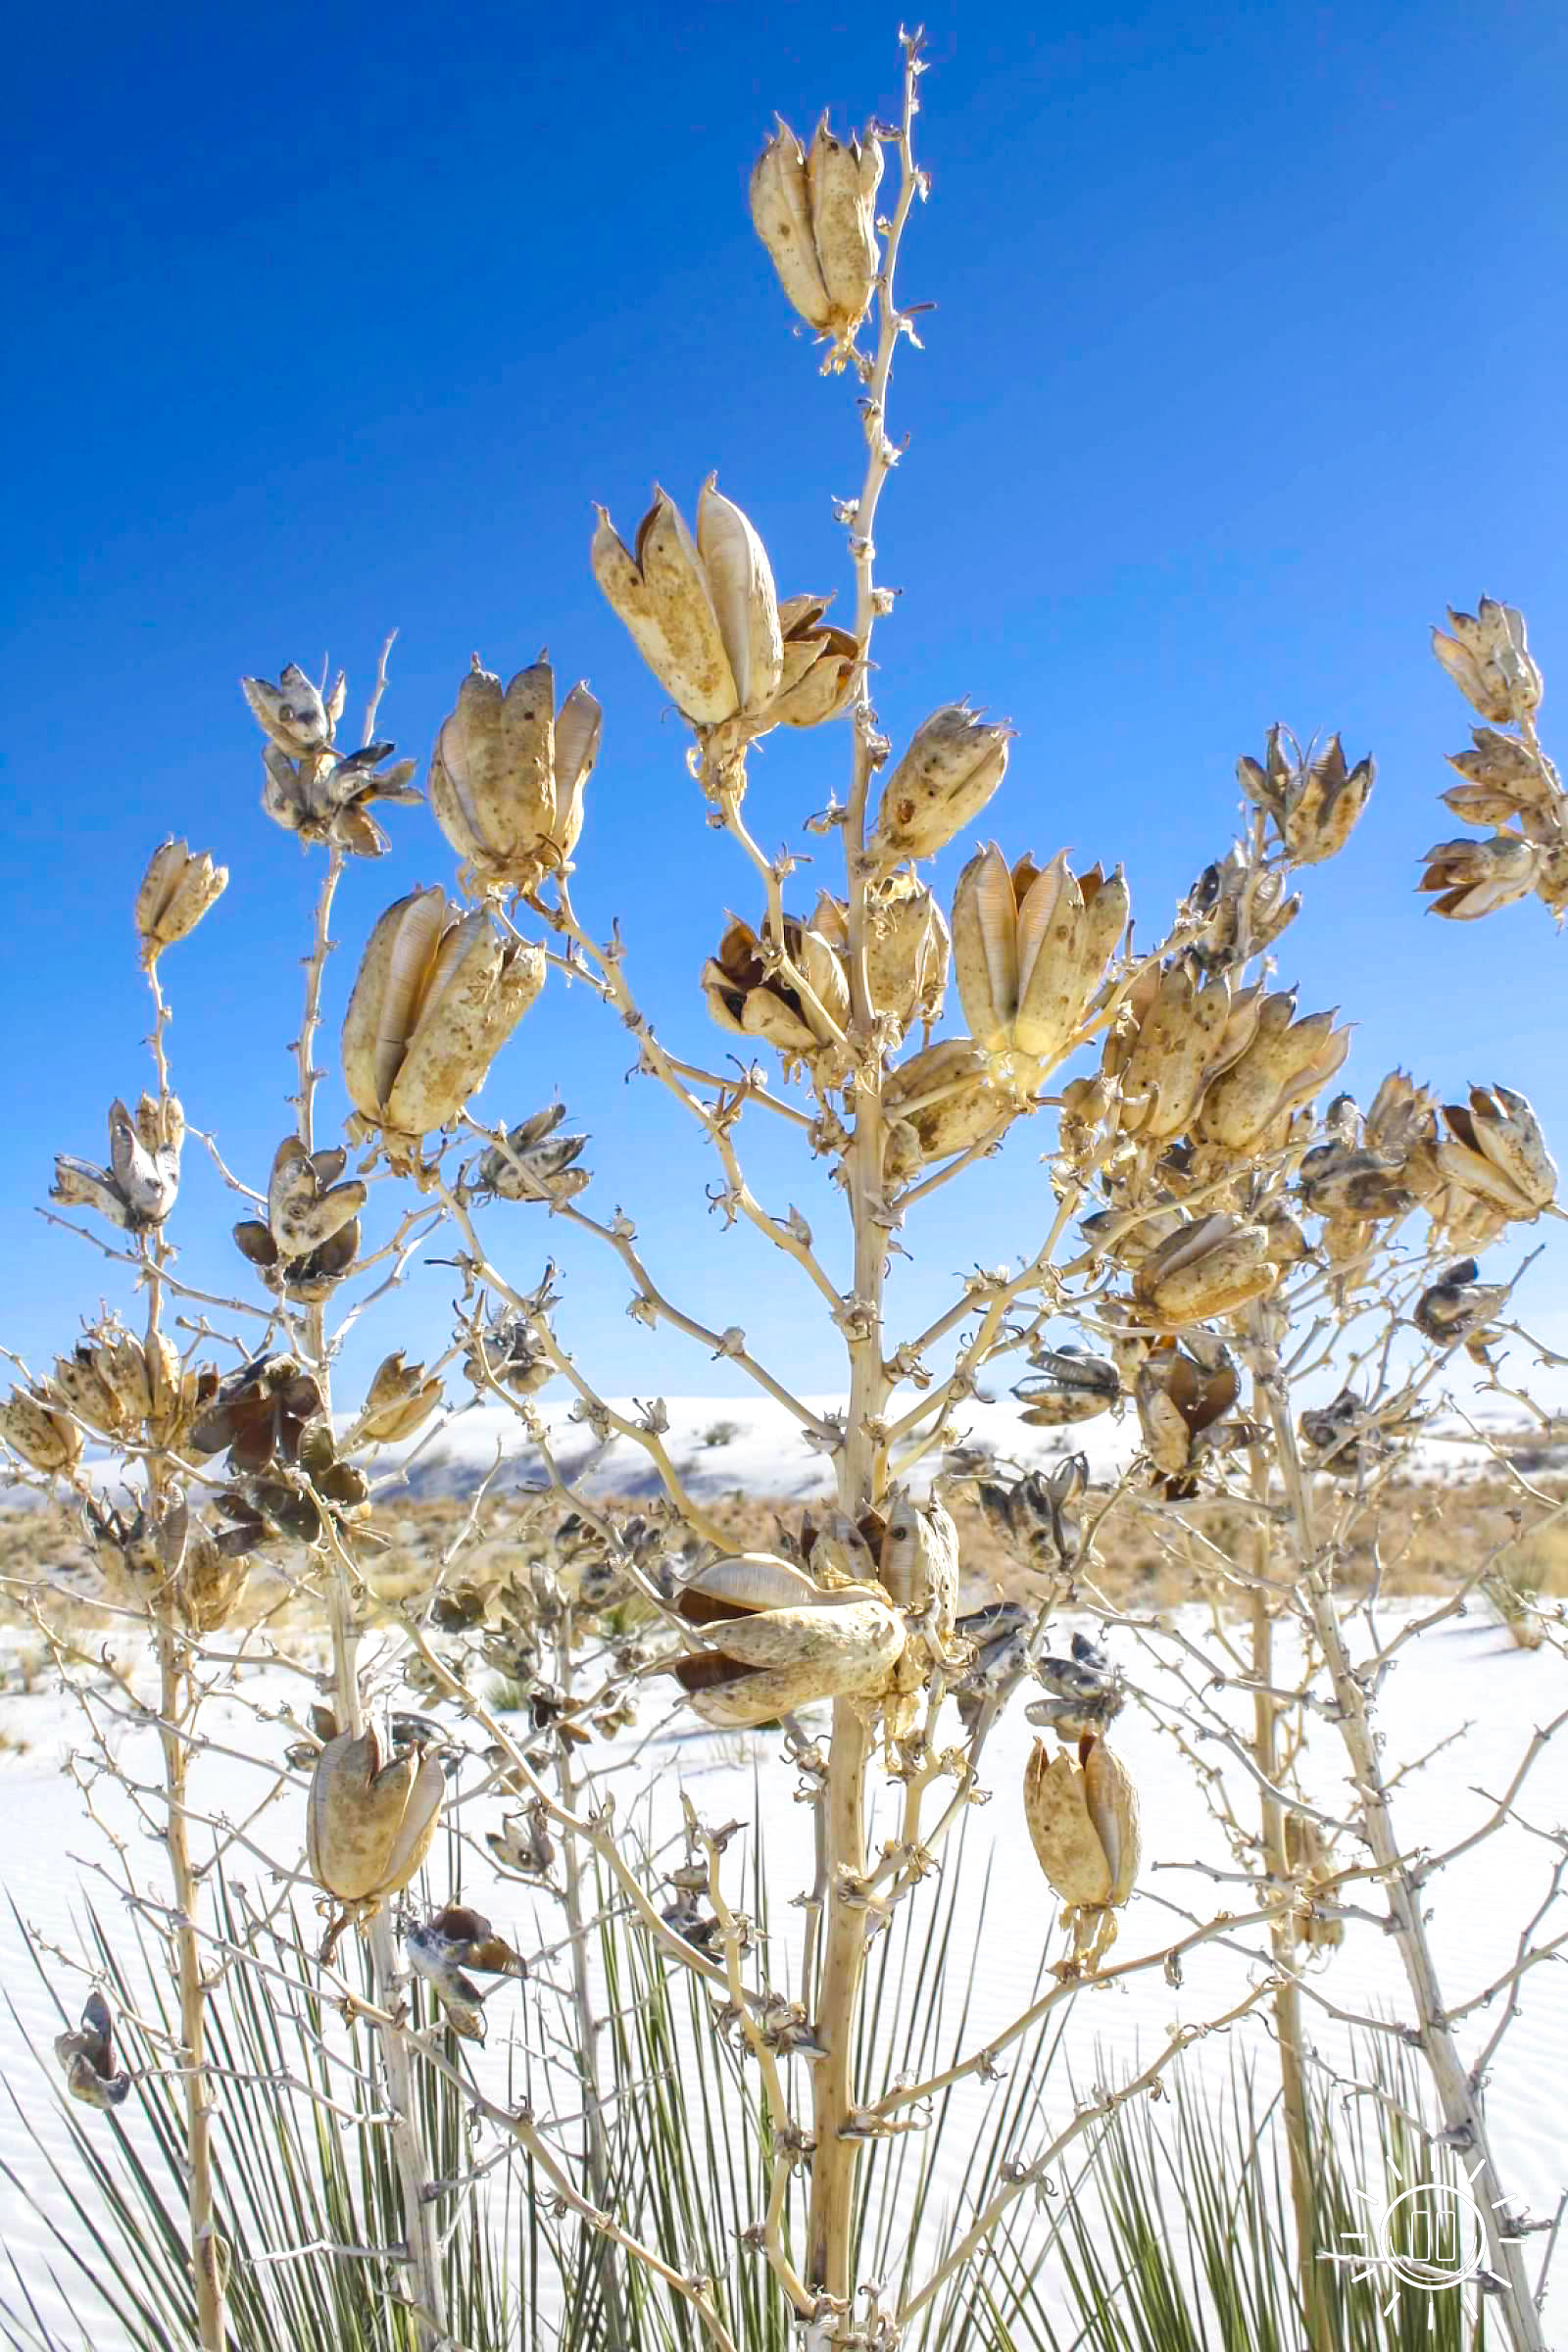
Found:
[0,1588,1562,2349]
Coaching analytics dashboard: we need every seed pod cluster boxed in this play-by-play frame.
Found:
[341,888,544,1166]
[232,1138,368,1303]
[429,655,602,895]
[953,846,1127,1068]
[1238,725,1375,866]
[671,1552,905,1729]
[133,838,227,965]
[749,116,883,368]
[243,663,421,858]
[52,1095,184,1232]
[1431,599,1542,727]
[1100,961,1259,1145]
[1023,1732,1141,1975]
[703,911,849,1066]
[1193,990,1350,1158]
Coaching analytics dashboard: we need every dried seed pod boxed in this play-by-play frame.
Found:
[55,1990,130,2111]
[881,1038,1029,1170]
[133,838,227,964]
[1102,960,1257,1144]
[266,1138,367,1256]
[177,1525,250,1634]
[1437,1085,1557,1219]
[750,116,882,366]
[870,706,1013,863]
[464,1312,552,1397]
[702,912,849,1060]
[1188,847,1299,974]
[1023,1732,1140,1974]
[953,845,1127,1065]
[242,664,335,756]
[354,1351,443,1445]
[476,1104,591,1202]
[1445,726,1556,810]
[1431,599,1542,725]
[53,1096,183,1232]
[1412,1258,1508,1348]
[307,1727,444,1916]
[877,1491,958,1638]
[1194,992,1350,1156]
[406,1905,527,2042]
[1417,834,1541,920]
[671,1553,905,1729]
[592,478,784,729]
[766,594,858,727]
[1238,726,1375,866]
[810,872,950,1037]
[1133,1215,1279,1325]
[51,1346,131,1438]
[1012,1348,1120,1426]
[1297,1143,1414,1221]
[1134,1343,1242,1494]
[0,1383,83,1474]
[429,654,602,895]
[186,1353,324,1474]
[1284,1815,1344,1950]
[341,888,544,1160]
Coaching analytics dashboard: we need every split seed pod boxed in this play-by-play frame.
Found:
[1102,961,1258,1144]
[1442,726,1557,827]
[768,595,858,727]
[882,1039,1029,1174]
[1412,1259,1508,1352]
[672,1553,905,1729]
[1194,992,1350,1156]
[810,874,951,1039]
[953,846,1128,1065]
[429,655,602,894]
[1417,835,1542,920]
[341,888,545,1160]
[55,1990,130,2111]
[749,116,883,367]
[1012,1349,1121,1426]
[1431,599,1543,725]
[53,1096,184,1232]
[1023,1733,1141,1974]
[1134,1343,1243,1494]
[133,839,227,964]
[878,1492,958,1639]
[1133,1215,1279,1325]
[1237,727,1375,866]
[476,1103,592,1203]
[0,1383,84,1475]
[591,479,782,729]
[307,1727,443,1919]
[407,1905,527,2042]
[353,1352,444,1445]
[1436,1085,1557,1219]
[870,706,1013,863]
[703,912,849,1061]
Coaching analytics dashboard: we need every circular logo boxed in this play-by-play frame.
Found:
[1378,2184,1486,2292]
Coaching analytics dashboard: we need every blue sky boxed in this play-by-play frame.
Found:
[5,0,1568,1412]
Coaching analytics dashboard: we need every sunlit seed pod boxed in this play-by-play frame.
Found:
[241,663,333,757]
[178,1528,250,1635]
[1431,599,1542,725]
[1238,727,1374,866]
[90,1329,155,1426]
[1296,1143,1414,1221]
[50,1348,127,1438]
[813,872,951,1036]
[671,1552,905,1729]
[133,837,228,964]
[1023,1734,1141,1973]
[592,488,741,726]
[356,1351,443,1445]
[266,1137,368,1255]
[1103,960,1247,1143]
[766,595,858,728]
[307,1728,444,1910]
[1012,1349,1120,1427]
[877,1492,958,1635]
[0,1383,84,1474]
[1133,1214,1279,1324]
[869,706,1013,863]
[1195,996,1349,1155]
[749,119,833,330]
[477,1106,591,1202]
[703,912,850,1061]
[1441,1084,1557,1214]
[806,118,883,327]
[1417,833,1541,920]
[881,1038,1031,1166]
[429,656,602,894]
[1446,725,1556,807]
[1413,1259,1508,1346]
[1078,1205,1186,1270]
[696,476,783,716]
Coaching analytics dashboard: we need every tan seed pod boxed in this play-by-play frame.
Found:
[307,1729,444,1910]
[806,118,883,329]
[1417,834,1541,920]
[697,476,783,716]
[0,1385,84,1474]
[1023,1734,1141,1973]
[882,1038,1029,1166]
[877,1491,958,1635]
[703,912,849,1060]
[1134,1214,1279,1324]
[672,1552,904,1729]
[1431,599,1542,725]
[592,491,737,725]
[870,706,1013,862]
[356,1351,444,1445]
[51,1348,128,1438]
[134,838,228,963]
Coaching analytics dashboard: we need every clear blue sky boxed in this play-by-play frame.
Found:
[6,0,1568,1410]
